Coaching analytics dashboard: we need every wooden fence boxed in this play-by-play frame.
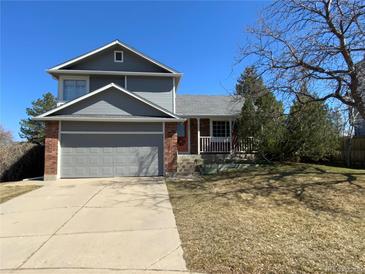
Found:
[338,137,365,168]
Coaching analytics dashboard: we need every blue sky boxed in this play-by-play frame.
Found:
[0,1,269,140]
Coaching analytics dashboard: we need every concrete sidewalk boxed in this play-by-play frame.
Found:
[0,178,188,274]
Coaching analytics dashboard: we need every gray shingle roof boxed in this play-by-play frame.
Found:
[176,94,243,116]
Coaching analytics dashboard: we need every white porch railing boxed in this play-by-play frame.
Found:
[199,136,255,153]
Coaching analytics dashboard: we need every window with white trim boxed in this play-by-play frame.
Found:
[63,79,87,101]
[212,121,230,137]
[114,51,124,62]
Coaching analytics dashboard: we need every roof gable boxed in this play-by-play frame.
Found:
[38,83,180,119]
[49,40,178,73]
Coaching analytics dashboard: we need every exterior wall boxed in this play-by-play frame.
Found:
[200,119,210,136]
[190,119,198,154]
[164,122,178,174]
[56,75,174,112]
[189,118,210,154]
[89,75,125,91]
[64,45,168,73]
[127,76,174,112]
[55,87,167,117]
[44,121,59,180]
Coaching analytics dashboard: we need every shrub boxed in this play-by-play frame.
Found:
[0,143,44,182]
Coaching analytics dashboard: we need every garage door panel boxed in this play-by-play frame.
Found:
[60,133,163,178]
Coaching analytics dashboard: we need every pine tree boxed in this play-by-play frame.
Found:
[237,67,285,160]
[235,66,268,99]
[286,96,340,162]
[19,92,57,144]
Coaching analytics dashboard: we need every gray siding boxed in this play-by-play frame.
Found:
[54,87,168,117]
[127,76,174,112]
[57,75,174,112]
[64,45,169,73]
[61,121,162,132]
[89,75,125,91]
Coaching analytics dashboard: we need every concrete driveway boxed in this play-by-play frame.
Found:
[0,178,187,274]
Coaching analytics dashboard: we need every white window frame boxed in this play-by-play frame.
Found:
[58,75,90,102]
[210,119,230,137]
[114,50,124,63]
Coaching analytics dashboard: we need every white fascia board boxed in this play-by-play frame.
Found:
[48,69,182,78]
[36,83,182,119]
[49,40,179,74]
[33,116,185,122]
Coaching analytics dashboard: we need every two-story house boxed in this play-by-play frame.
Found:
[35,40,243,180]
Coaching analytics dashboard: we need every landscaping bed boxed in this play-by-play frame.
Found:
[167,163,365,273]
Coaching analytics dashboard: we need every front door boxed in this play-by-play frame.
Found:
[177,121,189,153]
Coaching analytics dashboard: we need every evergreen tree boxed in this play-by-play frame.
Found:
[235,66,268,99]
[237,67,285,160]
[19,92,57,144]
[286,96,340,162]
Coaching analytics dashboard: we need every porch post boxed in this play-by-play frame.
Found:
[197,118,201,155]
[229,119,232,154]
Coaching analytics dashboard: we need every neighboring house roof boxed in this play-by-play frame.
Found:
[48,40,180,74]
[176,94,243,117]
[35,83,183,121]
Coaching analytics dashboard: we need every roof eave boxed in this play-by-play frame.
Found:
[47,69,183,78]
[33,116,186,122]
[177,114,240,118]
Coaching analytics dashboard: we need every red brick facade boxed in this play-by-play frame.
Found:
[200,119,210,136]
[164,122,178,174]
[44,121,59,179]
[189,118,210,154]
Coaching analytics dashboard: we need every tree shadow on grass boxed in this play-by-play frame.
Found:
[168,163,365,218]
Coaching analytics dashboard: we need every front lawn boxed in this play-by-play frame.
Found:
[0,184,42,203]
[167,163,365,273]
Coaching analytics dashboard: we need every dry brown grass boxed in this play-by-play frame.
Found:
[0,184,42,203]
[167,163,365,274]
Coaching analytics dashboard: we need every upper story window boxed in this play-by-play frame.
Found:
[114,51,124,63]
[63,80,87,101]
[59,76,89,102]
[212,121,230,137]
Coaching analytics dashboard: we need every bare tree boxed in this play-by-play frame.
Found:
[239,0,365,119]
[0,125,13,146]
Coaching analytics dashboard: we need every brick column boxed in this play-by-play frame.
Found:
[164,122,178,175]
[44,121,59,180]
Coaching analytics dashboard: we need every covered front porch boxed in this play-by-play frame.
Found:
[177,117,255,154]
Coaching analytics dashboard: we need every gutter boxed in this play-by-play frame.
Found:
[33,116,186,123]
